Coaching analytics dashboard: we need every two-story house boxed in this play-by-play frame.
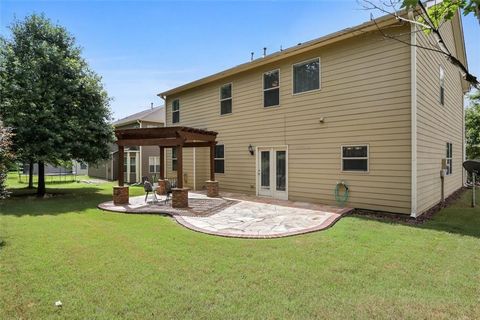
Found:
[157,11,469,217]
[89,105,165,182]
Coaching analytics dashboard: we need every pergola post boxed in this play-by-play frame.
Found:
[118,145,124,186]
[113,145,129,205]
[157,146,166,195]
[176,145,183,188]
[172,145,189,208]
[159,146,165,180]
[209,142,215,182]
[206,142,219,197]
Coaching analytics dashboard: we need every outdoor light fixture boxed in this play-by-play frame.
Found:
[248,144,254,155]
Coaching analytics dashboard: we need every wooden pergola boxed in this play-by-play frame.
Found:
[114,126,218,188]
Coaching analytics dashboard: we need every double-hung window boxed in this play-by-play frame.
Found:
[342,145,369,172]
[172,148,177,171]
[149,156,160,173]
[172,99,180,123]
[220,83,232,115]
[446,142,453,175]
[293,58,320,94]
[263,70,280,107]
[214,145,225,173]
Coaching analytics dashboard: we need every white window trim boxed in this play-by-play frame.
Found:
[291,57,321,96]
[219,83,233,116]
[341,144,370,173]
[172,99,180,124]
[214,144,225,174]
[148,156,160,173]
[171,148,177,172]
[263,69,280,108]
[446,142,453,176]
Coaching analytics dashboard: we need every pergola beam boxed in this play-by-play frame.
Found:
[116,138,185,147]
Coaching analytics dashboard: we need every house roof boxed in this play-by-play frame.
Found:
[113,106,165,127]
[158,9,470,97]
[158,13,400,98]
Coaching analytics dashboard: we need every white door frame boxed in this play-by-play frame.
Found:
[255,145,288,200]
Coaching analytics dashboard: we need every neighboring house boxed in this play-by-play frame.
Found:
[88,106,165,182]
[157,11,469,217]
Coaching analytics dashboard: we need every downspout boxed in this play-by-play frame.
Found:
[410,11,418,218]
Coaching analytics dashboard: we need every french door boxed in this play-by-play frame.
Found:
[257,147,288,200]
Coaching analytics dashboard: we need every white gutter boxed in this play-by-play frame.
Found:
[410,12,418,218]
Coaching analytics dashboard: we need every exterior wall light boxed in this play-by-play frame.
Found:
[248,144,254,155]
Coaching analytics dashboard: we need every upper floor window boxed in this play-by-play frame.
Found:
[342,145,369,172]
[446,142,452,175]
[220,83,232,115]
[263,70,280,107]
[172,148,177,171]
[293,58,320,94]
[439,67,445,106]
[214,144,225,173]
[172,99,180,123]
[149,156,160,173]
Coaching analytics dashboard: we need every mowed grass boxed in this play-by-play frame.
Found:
[1,174,479,319]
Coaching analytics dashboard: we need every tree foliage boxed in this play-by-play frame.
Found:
[466,91,480,160]
[402,0,480,30]
[0,121,14,199]
[0,14,114,196]
[362,0,479,89]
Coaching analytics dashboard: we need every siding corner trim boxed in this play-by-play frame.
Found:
[410,14,418,218]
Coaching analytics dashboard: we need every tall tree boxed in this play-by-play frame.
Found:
[361,0,479,89]
[0,14,114,196]
[466,91,480,160]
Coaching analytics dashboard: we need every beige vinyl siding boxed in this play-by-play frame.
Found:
[165,28,412,213]
[415,18,464,215]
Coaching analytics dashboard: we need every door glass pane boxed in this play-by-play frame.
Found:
[130,155,136,172]
[261,151,270,188]
[276,151,286,191]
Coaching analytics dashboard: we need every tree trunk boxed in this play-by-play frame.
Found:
[28,159,34,189]
[37,161,46,197]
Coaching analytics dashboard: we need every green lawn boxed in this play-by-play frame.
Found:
[1,174,479,319]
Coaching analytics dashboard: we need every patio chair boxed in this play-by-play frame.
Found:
[144,180,158,203]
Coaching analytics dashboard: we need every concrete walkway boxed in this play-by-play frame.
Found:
[99,192,352,239]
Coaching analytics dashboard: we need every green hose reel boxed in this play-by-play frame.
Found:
[334,181,350,207]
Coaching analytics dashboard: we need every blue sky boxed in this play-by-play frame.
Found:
[1,1,479,120]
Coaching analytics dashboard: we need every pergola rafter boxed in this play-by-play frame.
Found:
[115,126,218,189]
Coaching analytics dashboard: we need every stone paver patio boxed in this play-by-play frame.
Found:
[99,192,352,239]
